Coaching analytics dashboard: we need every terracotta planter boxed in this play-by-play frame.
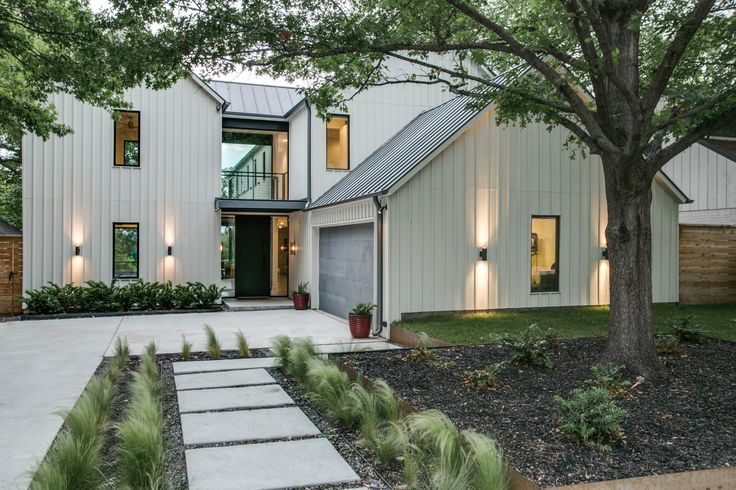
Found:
[348,314,372,338]
[292,293,310,310]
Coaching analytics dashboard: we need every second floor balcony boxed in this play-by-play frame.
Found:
[222,170,288,201]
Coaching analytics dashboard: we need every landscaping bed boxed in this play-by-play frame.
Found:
[338,337,736,487]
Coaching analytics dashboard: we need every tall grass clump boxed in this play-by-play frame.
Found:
[117,342,168,489]
[287,338,317,383]
[181,336,193,361]
[235,330,251,358]
[31,346,127,490]
[271,335,293,370]
[305,357,356,427]
[203,325,221,359]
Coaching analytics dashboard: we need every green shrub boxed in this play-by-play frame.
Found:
[369,421,408,465]
[501,324,553,368]
[585,363,631,398]
[204,325,221,359]
[403,332,439,363]
[349,302,377,316]
[108,337,131,378]
[463,430,509,490]
[656,334,684,355]
[287,338,317,383]
[305,358,357,427]
[181,336,193,361]
[271,335,293,370]
[462,363,505,390]
[236,330,250,358]
[293,281,310,294]
[673,315,705,343]
[555,387,627,451]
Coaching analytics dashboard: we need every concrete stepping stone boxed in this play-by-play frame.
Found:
[315,341,403,354]
[173,357,278,374]
[175,368,274,391]
[180,407,320,445]
[186,438,360,490]
[178,385,293,413]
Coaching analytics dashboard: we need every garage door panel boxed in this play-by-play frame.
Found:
[319,223,374,319]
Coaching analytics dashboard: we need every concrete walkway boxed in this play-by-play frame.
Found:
[0,309,395,489]
[174,357,361,489]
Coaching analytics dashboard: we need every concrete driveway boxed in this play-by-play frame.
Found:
[0,309,384,489]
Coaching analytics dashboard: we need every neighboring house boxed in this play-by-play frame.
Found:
[0,218,22,315]
[22,61,689,332]
[662,129,736,304]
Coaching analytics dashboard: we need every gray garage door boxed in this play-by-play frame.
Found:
[318,223,374,320]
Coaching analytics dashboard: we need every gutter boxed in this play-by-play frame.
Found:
[372,196,387,336]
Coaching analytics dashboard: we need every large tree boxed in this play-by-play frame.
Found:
[124,0,734,374]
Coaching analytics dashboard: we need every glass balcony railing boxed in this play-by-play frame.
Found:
[221,170,288,200]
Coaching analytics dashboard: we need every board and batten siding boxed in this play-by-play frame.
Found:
[22,78,222,290]
[663,142,736,225]
[385,111,681,323]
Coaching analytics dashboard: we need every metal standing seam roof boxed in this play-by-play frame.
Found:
[308,94,490,209]
[0,218,20,236]
[207,80,304,117]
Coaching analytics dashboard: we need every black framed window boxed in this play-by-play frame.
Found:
[114,111,140,166]
[326,114,349,169]
[113,223,140,278]
[530,216,559,293]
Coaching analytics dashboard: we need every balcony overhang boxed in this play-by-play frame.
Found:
[215,198,307,213]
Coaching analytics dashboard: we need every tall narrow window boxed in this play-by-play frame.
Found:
[530,216,559,292]
[326,115,349,169]
[114,111,140,166]
[113,223,139,278]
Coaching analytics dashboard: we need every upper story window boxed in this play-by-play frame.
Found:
[531,216,559,293]
[114,111,140,167]
[113,222,139,279]
[326,115,349,170]
[221,129,288,200]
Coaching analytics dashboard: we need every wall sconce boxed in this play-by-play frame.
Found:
[167,246,173,256]
[290,241,297,255]
[601,247,609,260]
[74,245,81,256]
[478,247,488,261]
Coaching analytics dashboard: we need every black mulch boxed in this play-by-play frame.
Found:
[338,338,736,487]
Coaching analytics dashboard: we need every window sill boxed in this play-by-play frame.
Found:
[529,291,561,295]
[325,168,350,172]
[113,166,141,169]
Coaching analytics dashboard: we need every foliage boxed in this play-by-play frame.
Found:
[22,280,223,315]
[271,335,294,370]
[462,363,505,390]
[501,324,554,368]
[349,302,377,316]
[555,387,628,452]
[181,336,193,361]
[235,331,251,358]
[117,346,168,489]
[655,334,685,355]
[287,338,318,383]
[403,332,439,363]
[203,325,222,360]
[292,281,310,295]
[584,364,631,398]
[110,337,131,376]
[305,358,357,427]
[673,316,706,344]
[0,132,21,229]
[0,0,186,139]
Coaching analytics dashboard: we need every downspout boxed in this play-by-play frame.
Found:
[305,100,312,205]
[372,196,387,336]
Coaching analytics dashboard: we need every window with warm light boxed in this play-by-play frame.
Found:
[326,115,349,170]
[114,111,140,166]
[530,216,559,293]
[113,223,139,278]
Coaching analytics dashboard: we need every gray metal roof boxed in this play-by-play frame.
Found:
[208,80,304,118]
[309,94,489,209]
[0,218,20,236]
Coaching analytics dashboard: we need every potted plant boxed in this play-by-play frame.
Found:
[348,302,376,338]
[291,282,310,310]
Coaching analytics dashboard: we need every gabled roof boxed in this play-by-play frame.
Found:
[700,138,736,162]
[208,80,304,118]
[0,218,20,236]
[309,94,490,209]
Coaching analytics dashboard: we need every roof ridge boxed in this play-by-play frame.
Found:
[208,79,301,91]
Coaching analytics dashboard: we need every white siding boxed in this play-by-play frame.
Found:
[22,78,222,290]
[385,111,681,322]
[663,142,736,225]
[287,105,309,200]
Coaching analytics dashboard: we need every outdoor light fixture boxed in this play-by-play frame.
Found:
[290,241,297,255]
[478,247,488,261]
[74,245,81,256]
[601,247,609,260]
[167,246,173,256]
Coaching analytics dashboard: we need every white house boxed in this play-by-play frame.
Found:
[22,62,689,334]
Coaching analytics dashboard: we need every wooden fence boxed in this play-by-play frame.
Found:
[0,236,22,315]
[679,225,736,304]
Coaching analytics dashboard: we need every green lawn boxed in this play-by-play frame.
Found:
[398,304,736,343]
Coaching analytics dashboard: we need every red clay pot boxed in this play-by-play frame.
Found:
[348,314,372,338]
[292,293,310,310]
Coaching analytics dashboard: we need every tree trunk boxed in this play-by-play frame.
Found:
[601,160,663,376]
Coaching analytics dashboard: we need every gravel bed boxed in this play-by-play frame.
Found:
[338,338,736,487]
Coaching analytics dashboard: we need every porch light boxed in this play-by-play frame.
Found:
[601,247,609,260]
[290,241,297,255]
[478,247,488,261]
[167,246,173,256]
[74,245,81,256]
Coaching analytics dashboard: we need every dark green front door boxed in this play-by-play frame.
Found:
[235,215,270,297]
